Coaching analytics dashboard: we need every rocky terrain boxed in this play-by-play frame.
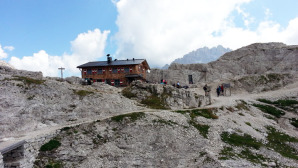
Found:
[0,65,145,139]
[148,43,298,91]
[0,42,298,168]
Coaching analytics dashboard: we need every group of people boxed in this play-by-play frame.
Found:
[216,84,224,97]
[160,79,168,84]
[203,84,225,97]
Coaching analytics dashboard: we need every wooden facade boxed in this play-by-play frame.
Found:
[77,57,150,86]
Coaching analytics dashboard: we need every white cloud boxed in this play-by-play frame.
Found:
[9,29,110,77]
[0,45,8,59]
[114,0,298,67]
[4,46,15,51]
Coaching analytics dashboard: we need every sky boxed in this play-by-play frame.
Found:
[0,0,298,77]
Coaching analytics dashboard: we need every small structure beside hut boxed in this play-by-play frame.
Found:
[77,55,150,86]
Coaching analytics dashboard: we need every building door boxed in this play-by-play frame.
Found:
[114,79,120,86]
[188,75,193,84]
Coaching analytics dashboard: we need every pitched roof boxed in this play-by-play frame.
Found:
[77,59,150,69]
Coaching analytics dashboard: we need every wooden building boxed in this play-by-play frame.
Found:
[77,55,150,86]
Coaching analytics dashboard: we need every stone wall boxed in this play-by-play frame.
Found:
[0,130,60,168]
[22,131,60,168]
[2,145,24,168]
[0,153,3,168]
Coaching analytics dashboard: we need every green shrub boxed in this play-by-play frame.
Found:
[221,132,262,149]
[40,139,61,151]
[253,104,285,118]
[111,112,145,122]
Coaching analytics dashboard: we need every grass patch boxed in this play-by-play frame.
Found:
[27,95,35,100]
[219,146,237,160]
[253,104,285,118]
[122,87,137,98]
[74,90,94,98]
[221,132,262,149]
[174,109,218,119]
[188,120,209,138]
[290,118,298,128]
[257,98,298,112]
[245,122,251,126]
[45,161,63,168]
[238,148,266,164]
[40,139,61,151]
[153,119,178,126]
[266,126,298,160]
[219,147,267,164]
[8,76,45,85]
[111,112,145,122]
[235,100,249,110]
[141,95,168,109]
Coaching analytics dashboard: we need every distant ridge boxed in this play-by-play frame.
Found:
[162,45,231,69]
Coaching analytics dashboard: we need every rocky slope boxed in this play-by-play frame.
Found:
[147,43,298,92]
[0,65,145,139]
[33,93,298,168]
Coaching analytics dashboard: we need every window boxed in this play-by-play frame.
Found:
[124,67,129,73]
[98,69,103,74]
[87,69,92,75]
[112,68,117,74]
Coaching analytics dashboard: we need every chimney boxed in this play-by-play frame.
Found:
[107,54,112,64]
[133,58,135,61]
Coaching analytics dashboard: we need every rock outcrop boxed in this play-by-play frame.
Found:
[147,43,298,93]
[123,81,206,109]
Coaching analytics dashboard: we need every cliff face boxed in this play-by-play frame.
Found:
[172,45,231,65]
[147,43,298,91]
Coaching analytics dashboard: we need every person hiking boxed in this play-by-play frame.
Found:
[221,84,224,96]
[216,86,221,97]
[177,81,180,88]
[203,84,208,96]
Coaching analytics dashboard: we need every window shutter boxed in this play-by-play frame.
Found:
[83,69,87,75]
[120,79,123,85]
[129,67,132,73]
[103,69,105,74]
[111,80,115,86]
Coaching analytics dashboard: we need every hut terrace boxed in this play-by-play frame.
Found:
[77,55,150,86]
